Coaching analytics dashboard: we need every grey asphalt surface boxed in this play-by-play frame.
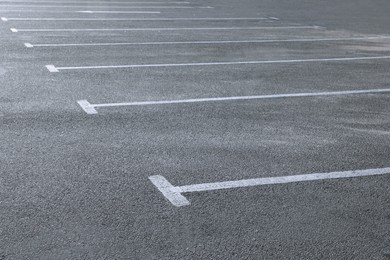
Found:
[1,0,390,259]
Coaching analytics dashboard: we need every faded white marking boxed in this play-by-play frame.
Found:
[1,17,8,22]
[11,25,319,32]
[150,167,390,206]
[24,43,33,48]
[51,55,390,71]
[28,36,390,48]
[78,88,390,114]
[10,28,18,32]
[77,100,98,114]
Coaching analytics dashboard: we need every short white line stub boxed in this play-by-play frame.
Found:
[150,167,390,207]
[1,17,8,22]
[45,65,59,72]
[77,100,98,114]
[149,175,190,207]
[24,43,33,48]
[10,28,18,32]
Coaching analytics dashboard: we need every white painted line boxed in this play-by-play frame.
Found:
[77,88,390,114]
[24,43,33,48]
[149,175,190,207]
[2,17,273,21]
[1,17,8,22]
[10,28,18,32]
[29,36,390,48]
[49,56,390,72]
[3,10,161,13]
[0,1,190,3]
[77,100,98,114]
[0,5,211,9]
[45,65,59,72]
[150,167,390,207]
[76,11,161,13]
[13,25,320,32]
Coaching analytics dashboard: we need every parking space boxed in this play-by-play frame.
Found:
[1,0,390,258]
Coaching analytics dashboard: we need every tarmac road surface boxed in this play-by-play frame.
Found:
[1,0,389,259]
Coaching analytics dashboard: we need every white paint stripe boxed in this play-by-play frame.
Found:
[150,167,390,206]
[0,1,190,3]
[178,168,390,193]
[1,17,8,21]
[45,64,59,72]
[1,5,211,8]
[2,17,272,21]
[76,11,161,13]
[77,88,390,114]
[10,28,17,32]
[15,26,316,32]
[24,42,33,48]
[149,175,190,207]
[77,100,98,114]
[3,10,161,13]
[51,56,390,72]
[29,36,390,48]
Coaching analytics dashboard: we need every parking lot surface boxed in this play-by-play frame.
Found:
[1,0,390,259]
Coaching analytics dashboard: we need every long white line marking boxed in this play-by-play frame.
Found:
[3,17,273,21]
[1,5,212,9]
[150,167,390,207]
[75,11,160,13]
[26,36,390,48]
[46,55,390,72]
[3,10,161,13]
[0,1,190,3]
[76,88,390,114]
[12,26,318,33]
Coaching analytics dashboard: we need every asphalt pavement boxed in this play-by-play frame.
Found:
[1,0,390,259]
